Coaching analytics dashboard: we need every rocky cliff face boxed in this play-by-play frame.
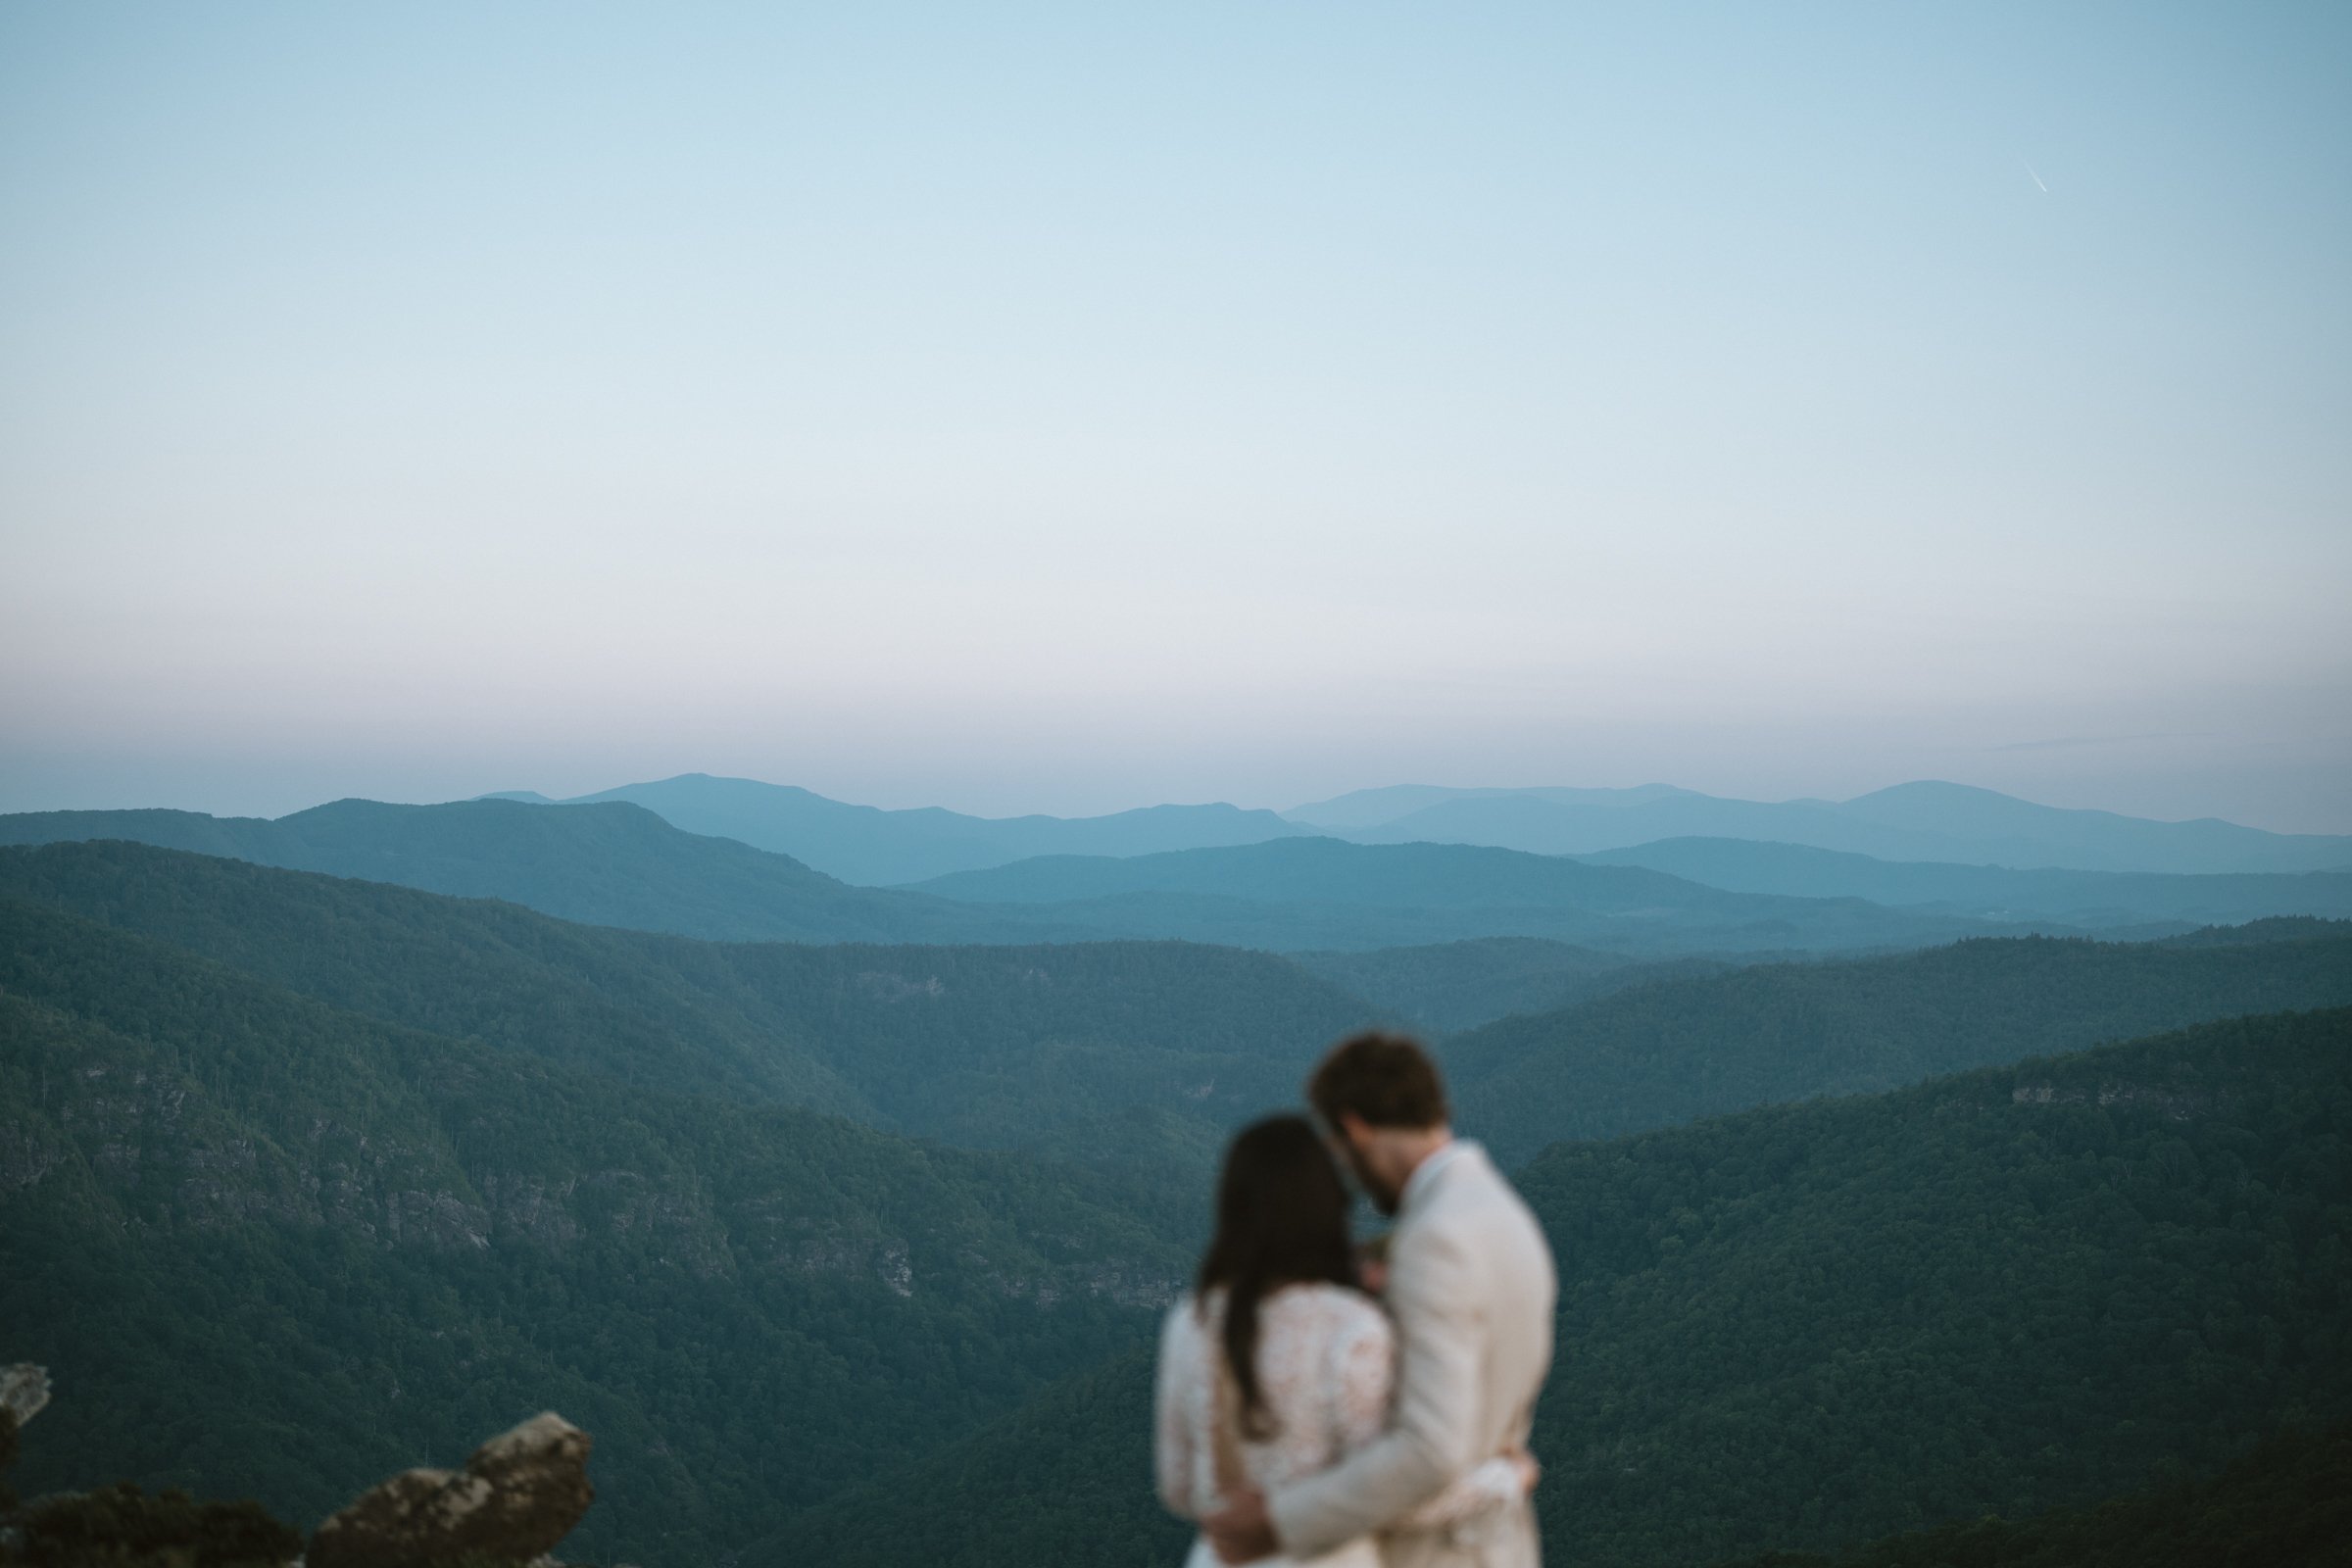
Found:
[5,989,1183,1309]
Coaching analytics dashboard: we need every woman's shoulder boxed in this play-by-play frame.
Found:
[1172,1282,1387,1339]
[1269,1282,1390,1336]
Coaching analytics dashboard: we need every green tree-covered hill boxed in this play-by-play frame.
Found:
[1707,1421,2351,1568]
[745,1346,1188,1568]
[0,900,1197,1565]
[1446,928,2352,1162]
[0,840,1383,1168]
[1292,937,1746,1034]
[10,839,2347,1565]
[0,798,1069,945]
[1517,1005,2352,1562]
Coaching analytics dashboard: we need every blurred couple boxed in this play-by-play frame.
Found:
[1154,1032,1558,1568]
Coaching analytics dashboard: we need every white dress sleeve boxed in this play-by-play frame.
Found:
[1327,1298,1396,1452]
[1153,1301,1200,1517]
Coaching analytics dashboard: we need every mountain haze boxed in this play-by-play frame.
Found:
[0,799,1068,946]
[4,801,2113,959]
[499,773,1309,885]
[1294,781,2352,875]
[908,837,2089,954]
[1584,837,2352,927]
[1283,783,1706,832]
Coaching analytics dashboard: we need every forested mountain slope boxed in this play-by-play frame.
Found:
[1517,1006,2352,1562]
[1584,836,2352,927]
[1445,929,2352,1162]
[0,841,1381,1168]
[1291,938,1743,1034]
[0,901,1192,1565]
[908,836,2055,955]
[1707,1422,2352,1568]
[0,798,1067,945]
[748,1346,1186,1568]
[760,1008,2352,1567]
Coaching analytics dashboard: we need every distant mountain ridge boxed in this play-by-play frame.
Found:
[12,786,2339,960]
[0,799,2084,958]
[0,799,1067,946]
[1290,779,2352,875]
[906,836,2095,954]
[487,773,1310,885]
[1584,837,2352,926]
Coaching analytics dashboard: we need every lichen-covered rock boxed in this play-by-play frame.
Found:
[466,1413,596,1544]
[309,1411,593,1568]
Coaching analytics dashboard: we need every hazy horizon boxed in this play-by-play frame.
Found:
[6,4,2348,833]
[4,764,2349,842]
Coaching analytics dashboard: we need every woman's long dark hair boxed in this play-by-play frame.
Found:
[1196,1114,1358,1438]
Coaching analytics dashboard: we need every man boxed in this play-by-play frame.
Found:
[1204,1031,1557,1568]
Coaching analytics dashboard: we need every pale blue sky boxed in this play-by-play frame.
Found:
[4,3,2347,829]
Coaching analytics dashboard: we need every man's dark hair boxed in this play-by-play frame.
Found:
[1307,1030,1449,1130]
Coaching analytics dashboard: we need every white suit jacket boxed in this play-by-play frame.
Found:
[1267,1142,1557,1568]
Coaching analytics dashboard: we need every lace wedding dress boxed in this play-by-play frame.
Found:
[1153,1283,1523,1568]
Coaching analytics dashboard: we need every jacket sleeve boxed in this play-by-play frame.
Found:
[1268,1223,1486,1555]
[1399,1455,1528,1528]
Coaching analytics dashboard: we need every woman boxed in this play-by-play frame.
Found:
[1153,1115,1533,1567]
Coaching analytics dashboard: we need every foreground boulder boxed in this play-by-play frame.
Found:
[308,1411,594,1568]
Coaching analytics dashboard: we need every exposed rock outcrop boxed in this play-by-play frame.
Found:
[0,1364,48,1432]
[308,1410,594,1568]
[2011,1080,2220,1119]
